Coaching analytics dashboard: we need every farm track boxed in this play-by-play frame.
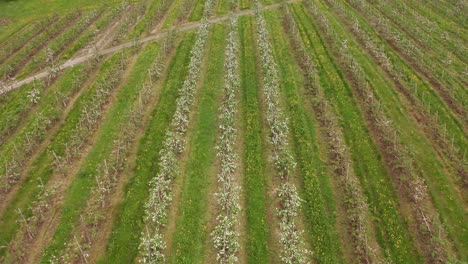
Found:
[0,0,466,262]
[1,0,301,96]
[17,9,106,79]
[0,11,110,147]
[0,67,95,205]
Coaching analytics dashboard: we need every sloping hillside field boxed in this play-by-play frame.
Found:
[0,0,466,263]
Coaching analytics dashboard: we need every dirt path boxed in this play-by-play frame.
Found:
[0,0,301,96]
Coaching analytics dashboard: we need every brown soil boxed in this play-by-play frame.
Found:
[0,19,53,64]
[87,39,180,263]
[11,12,82,78]
[332,8,466,200]
[0,18,13,26]
[341,58,450,263]
[0,63,101,216]
[10,53,136,264]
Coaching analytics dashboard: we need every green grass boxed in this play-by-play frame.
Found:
[292,3,421,263]
[405,0,467,30]
[169,24,225,264]
[39,43,161,263]
[0,13,80,79]
[0,81,42,145]
[239,0,250,10]
[0,0,120,20]
[0,19,51,62]
[0,62,96,259]
[314,1,468,258]
[264,9,344,263]
[60,8,120,60]
[129,0,164,38]
[17,10,103,78]
[346,0,467,109]
[326,3,468,251]
[238,16,270,263]
[161,0,190,29]
[0,52,120,261]
[188,0,205,22]
[215,0,231,16]
[0,20,31,45]
[98,32,196,263]
[371,0,466,64]
[328,0,467,188]
[0,66,86,179]
[0,0,114,43]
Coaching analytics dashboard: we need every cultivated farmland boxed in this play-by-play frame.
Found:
[0,0,466,263]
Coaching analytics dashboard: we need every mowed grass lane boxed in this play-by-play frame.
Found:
[39,42,163,262]
[0,54,119,259]
[264,8,343,263]
[325,0,467,171]
[98,33,196,263]
[0,13,81,79]
[0,80,48,146]
[169,24,225,264]
[291,3,420,263]
[238,15,270,263]
[312,0,467,257]
[0,66,92,193]
[17,9,104,78]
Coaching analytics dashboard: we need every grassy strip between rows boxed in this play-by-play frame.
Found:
[162,0,192,29]
[313,0,468,257]
[0,66,84,257]
[60,6,123,60]
[349,0,467,108]
[328,0,467,166]
[189,0,207,22]
[291,3,420,263]
[169,23,225,264]
[0,18,53,63]
[0,13,79,79]
[264,8,343,263]
[129,0,165,38]
[38,44,159,262]
[239,0,251,10]
[0,54,120,259]
[0,80,44,145]
[0,20,30,45]
[405,0,467,31]
[373,0,466,65]
[98,32,196,263]
[0,66,88,190]
[215,0,232,16]
[18,8,106,79]
[238,15,270,263]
